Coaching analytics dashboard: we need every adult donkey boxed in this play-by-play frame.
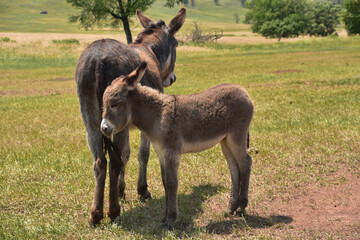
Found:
[75,8,186,225]
[101,62,254,229]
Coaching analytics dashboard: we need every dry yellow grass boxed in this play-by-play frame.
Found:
[2,30,349,45]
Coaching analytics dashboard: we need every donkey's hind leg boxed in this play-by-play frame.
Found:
[220,139,240,215]
[85,124,107,226]
[137,132,152,202]
[226,132,252,213]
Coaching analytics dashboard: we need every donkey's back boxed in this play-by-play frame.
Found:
[76,39,142,108]
[171,84,253,153]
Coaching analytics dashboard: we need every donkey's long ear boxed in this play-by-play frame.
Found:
[169,8,186,34]
[126,62,147,91]
[137,9,154,28]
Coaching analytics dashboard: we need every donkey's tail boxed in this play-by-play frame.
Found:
[103,136,124,175]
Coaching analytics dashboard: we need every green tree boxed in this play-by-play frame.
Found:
[307,1,341,37]
[342,0,360,35]
[66,0,182,44]
[245,0,312,41]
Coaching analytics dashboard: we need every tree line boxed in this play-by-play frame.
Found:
[66,0,360,44]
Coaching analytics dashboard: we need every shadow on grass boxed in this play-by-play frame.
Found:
[204,214,293,235]
[118,184,223,236]
[116,185,292,237]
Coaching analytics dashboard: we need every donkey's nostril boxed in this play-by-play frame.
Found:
[170,75,176,85]
[102,125,110,135]
[101,119,114,137]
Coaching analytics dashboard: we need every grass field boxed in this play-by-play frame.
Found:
[1,1,360,238]
[1,34,359,239]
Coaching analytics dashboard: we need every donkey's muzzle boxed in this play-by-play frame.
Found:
[100,119,114,138]
[170,74,176,85]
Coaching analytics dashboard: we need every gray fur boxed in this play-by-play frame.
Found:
[101,63,254,229]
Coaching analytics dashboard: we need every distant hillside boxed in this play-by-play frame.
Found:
[0,0,248,34]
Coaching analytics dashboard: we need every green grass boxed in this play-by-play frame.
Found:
[1,37,360,239]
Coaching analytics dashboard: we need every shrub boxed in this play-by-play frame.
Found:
[342,0,360,35]
[185,22,223,43]
[307,1,341,37]
[245,0,312,41]
[0,37,16,43]
[52,38,80,45]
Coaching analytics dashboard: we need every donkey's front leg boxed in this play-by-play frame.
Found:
[116,127,130,200]
[160,151,180,229]
[108,131,128,221]
[137,132,152,202]
[108,155,121,221]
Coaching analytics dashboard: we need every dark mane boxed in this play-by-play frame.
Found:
[134,20,166,44]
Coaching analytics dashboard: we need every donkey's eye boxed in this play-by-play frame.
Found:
[110,104,118,109]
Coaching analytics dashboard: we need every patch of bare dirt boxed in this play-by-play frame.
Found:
[256,172,360,238]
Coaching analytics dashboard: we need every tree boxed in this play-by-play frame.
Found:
[342,0,360,35]
[307,1,341,37]
[245,0,312,41]
[66,0,182,44]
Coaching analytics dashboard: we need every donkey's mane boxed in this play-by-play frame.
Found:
[133,20,166,44]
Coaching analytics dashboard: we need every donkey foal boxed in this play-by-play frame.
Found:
[101,62,254,229]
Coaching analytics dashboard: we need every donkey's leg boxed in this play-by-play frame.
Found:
[160,161,168,224]
[220,139,240,215]
[164,153,180,229]
[238,152,252,212]
[79,90,107,226]
[137,132,152,202]
[86,127,107,226]
[107,131,128,221]
[115,127,130,200]
[227,132,252,213]
[159,150,180,229]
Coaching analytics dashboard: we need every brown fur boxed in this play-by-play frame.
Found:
[101,63,254,229]
[75,9,186,226]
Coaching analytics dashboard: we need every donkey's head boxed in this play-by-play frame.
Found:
[134,8,186,87]
[101,62,147,138]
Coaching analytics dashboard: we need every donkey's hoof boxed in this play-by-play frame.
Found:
[140,190,152,202]
[238,198,248,211]
[161,221,174,231]
[119,191,126,200]
[236,209,247,217]
[88,210,103,227]
[224,210,235,217]
[107,206,121,221]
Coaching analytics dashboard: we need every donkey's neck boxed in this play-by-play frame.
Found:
[128,86,170,136]
[133,42,168,70]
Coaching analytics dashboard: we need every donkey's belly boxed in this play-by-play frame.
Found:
[182,134,226,154]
